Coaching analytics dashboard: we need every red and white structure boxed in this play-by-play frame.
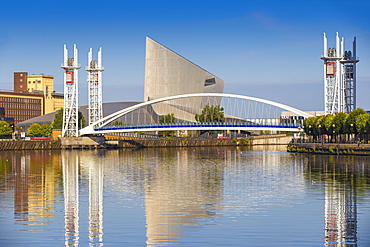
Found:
[61,44,80,137]
[86,48,104,125]
[321,32,359,115]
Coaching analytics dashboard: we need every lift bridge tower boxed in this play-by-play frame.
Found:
[86,48,104,125]
[321,32,359,115]
[61,44,80,137]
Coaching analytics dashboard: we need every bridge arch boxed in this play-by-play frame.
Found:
[80,93,312,135]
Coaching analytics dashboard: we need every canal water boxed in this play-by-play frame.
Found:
[0,146,369,246]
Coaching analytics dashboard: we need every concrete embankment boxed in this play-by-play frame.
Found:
[288,142,370,155]
[0,140,61,150]
[0,134,292,150]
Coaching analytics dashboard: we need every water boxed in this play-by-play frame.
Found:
[0,146,369,246]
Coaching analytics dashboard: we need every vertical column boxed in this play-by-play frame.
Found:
[86,47,104,125]
[61,44,80,137]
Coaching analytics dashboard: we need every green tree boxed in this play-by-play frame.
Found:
[159,113,175,137]
[28,123,41,136]
[0,121,13,135]
[345,108,366,134]
[356,113,370,134]
[52,108,86,129]
[195,104,224,122]
[40,123,52,136]
[303,117,316,136]
[52,108,63,130]
[78,111,86,129]
[332,112,348,135]
[112,120,125,125]
[321,114,335,138]
[159,113,175,123]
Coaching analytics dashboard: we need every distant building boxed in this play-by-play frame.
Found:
[0,90,43,125]
[13,72,64,114]
[0,72,64,127]
[144,37,224,122]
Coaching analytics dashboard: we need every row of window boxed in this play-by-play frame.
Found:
[1,103,41,110]
[0,97,41,103]
[6,110,41,116]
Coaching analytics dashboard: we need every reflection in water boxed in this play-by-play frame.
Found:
[62,151,105,246]
[143,148,224,246]
[0,147,369,246]
[11,151,59,225]
[87,154,104,246]
[305,155,368,247]
[63,152,80,246]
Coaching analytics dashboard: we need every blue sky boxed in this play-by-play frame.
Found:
[1,0,369,111]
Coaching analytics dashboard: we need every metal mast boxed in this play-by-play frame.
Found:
[321,33,359,115]
[86,47,104,125]
[61,44,80,137]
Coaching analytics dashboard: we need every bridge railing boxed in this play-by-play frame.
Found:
[94,122,302,131]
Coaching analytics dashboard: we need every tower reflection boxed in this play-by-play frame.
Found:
[87,153,104,246]
[305,155,362,246]
[62,151,80,246]
[62,150,105,246]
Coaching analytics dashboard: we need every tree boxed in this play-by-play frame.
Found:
[356,113,370,134]
[112,120,125,125]
[321,114,335,141]
[159,113,175,137]
[40,123,52,136]
[0,121,13,135]
[332,112,347,135]
[195,104,224,122]
[52,108,63,130]
[28,123,41,136]
[345,108,366,134]
[159,113,175,123]
[52,108,86,129]
[303,117,316,136]
[78,111,86,129]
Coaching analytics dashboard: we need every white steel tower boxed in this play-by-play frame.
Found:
[86,48,104,125]
[61,44,80,137]
[321,32,359,115]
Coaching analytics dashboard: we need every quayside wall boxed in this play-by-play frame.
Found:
[0,140,61,150]
[288,142,370,155]
[0,135,291,150]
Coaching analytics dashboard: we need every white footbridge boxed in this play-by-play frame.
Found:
[79,93,312,135]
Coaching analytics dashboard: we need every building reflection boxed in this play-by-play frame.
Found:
[87,153,104,246]
[62,150,105,247]
[305,155,365,247]
[141,148,224,246]
[11,150,60,225]
[1,147,369,246]
[62,151,80,246]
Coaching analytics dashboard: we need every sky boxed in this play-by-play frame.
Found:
[0,0,369,111]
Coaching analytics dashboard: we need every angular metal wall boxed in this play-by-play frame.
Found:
[144,37,224,119]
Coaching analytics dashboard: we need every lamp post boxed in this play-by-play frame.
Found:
[332,124,335,143]
[309,125,312,142]
[318,124,322,143]
[350,123,354,143]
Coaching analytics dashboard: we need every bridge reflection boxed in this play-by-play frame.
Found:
[1,149,368,246]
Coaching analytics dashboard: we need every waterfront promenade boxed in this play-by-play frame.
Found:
[288,142,370,155]
[0,134,291,150]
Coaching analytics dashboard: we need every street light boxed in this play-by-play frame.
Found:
[332,124,335,143]
[350,123,354,143]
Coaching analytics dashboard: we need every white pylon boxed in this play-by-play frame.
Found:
[86,48,104,125]
[61,44,80,137]
[321,32,359,115]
